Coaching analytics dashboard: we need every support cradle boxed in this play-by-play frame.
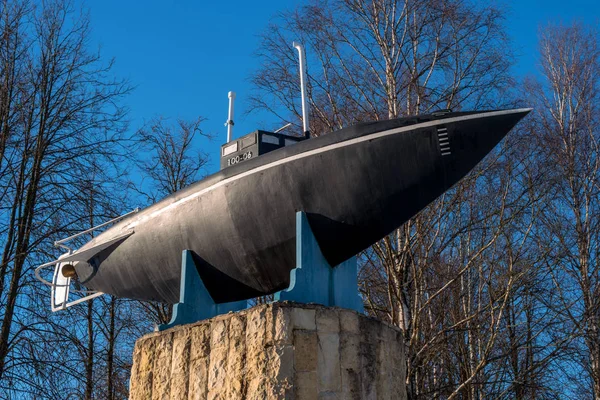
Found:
[274,212,364,312]
[159,211,363,330]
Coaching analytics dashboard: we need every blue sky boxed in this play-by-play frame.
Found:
[87,0,599,175]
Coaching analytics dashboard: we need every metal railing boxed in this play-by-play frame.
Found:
[34,207,139,311]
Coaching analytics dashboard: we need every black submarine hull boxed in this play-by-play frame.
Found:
[73,109,530,304]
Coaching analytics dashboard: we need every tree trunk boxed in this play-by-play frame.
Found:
[84,298,95,400]
[107,296,116,400]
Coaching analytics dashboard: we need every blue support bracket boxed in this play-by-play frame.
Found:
[275,212,364,313]
[158,250,247,331]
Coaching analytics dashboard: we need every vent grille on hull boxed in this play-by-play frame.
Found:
[437,127,451,156]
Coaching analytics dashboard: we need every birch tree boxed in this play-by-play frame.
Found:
[250,1,547,398]
[529,23,600,399]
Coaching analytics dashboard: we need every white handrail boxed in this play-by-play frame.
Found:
[54,207,139,250]
[36,207,139,312]
[274,123,292,134]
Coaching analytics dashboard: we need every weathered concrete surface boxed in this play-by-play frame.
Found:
[129,302,406,400]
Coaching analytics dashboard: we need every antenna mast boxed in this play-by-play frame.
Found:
[293,42,310,138]
[226,91,236,143]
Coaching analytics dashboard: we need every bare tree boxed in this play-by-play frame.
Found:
[528,22,600,399]
[132,116,211,325]
[249,1,559,398]
[135,116,210,203]
[0,0,130,394]
[251,0,513,134]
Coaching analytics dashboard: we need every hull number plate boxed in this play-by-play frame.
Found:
[227,151,253,166]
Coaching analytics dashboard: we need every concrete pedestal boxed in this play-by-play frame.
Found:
[129,302,406,400]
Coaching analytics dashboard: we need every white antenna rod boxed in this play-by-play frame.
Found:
[226,91,236,143]
[293,42,310,138]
